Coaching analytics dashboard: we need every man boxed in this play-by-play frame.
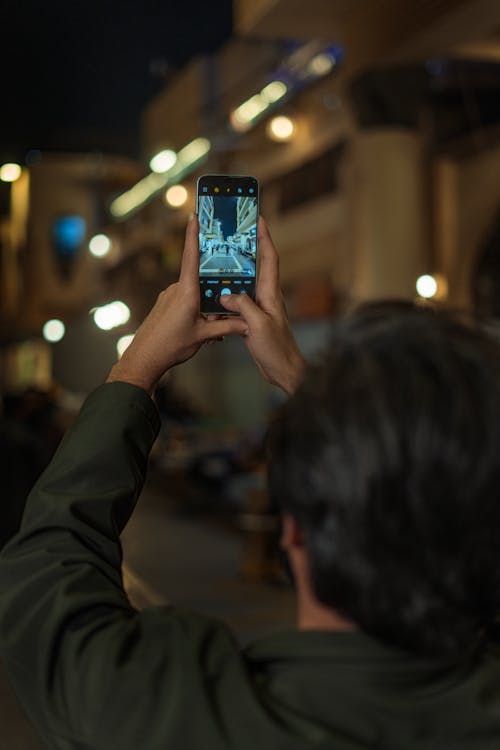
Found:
[2,216,500,749]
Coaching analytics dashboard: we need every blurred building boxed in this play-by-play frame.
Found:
[3,0,500,405]
[0,154,142,392]
[111,0,500,311]
[95,0,500,422]
[236,197,257,236]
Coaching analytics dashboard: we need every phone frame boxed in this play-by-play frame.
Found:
[196,174,259,315]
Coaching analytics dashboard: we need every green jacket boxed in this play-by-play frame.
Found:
[1,382,500,749]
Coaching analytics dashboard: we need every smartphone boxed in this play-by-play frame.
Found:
[196,174,259,314]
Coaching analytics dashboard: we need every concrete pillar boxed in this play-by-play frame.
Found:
[0,171,30,323]
[350,129,430,302]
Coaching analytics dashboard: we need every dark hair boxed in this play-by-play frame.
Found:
[269,301,500,657]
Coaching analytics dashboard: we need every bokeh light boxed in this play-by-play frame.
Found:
[267,116,295,141]
[261,81,288,103]
[150,149,177,173]
[230,81,288,131]
[165,184,188,207]
[307,53,335,77]
[93,301,130,331]
[0,163,22,182]
[416,274,438,299]
[89,233,112,258]
[117,334,135,358]
[43,319,65,343]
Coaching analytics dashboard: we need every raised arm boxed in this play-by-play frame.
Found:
[220,218,305,395]
[107,213,247,393]
[0,216,249,749]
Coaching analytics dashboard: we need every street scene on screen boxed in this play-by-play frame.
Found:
[198,195,257,277]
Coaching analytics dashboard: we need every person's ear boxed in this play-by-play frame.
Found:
[280,514,305,551]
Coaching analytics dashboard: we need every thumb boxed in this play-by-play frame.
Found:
[219,293,263,327]
[202,316,249,340]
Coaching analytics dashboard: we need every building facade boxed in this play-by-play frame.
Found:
[3,0,500,401]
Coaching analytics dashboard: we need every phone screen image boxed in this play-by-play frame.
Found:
[197,175,258,314]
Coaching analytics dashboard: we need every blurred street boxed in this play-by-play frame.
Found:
[200,249,255,275]
[0,477,294,750]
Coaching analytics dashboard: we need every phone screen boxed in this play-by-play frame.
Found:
[197,174,259,314]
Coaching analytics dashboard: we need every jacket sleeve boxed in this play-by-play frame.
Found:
[0,382,309,750]
[0,381,163,747]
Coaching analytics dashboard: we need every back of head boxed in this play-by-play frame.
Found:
[269,301,500,657]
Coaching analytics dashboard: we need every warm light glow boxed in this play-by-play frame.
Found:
[307,53,335,77]
[117,334,134,358]
[149,149,177,173]
[43,319,65,343]
[231,96,268,129]
[261,81,287,103]
[416,274,438,299]
[176,137,211,168]
[111,138,210,218]
[165,184,188,207]
[110,172,166,217]
[230,81,288,132]
[0,163,22,182]
[89,233,111,258]
[93,301,131,331]
[267,115,295,141]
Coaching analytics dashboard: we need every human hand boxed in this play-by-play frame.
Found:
[220,218,305,395]
[107,215,248,394]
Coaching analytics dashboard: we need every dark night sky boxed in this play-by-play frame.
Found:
[0,0,233,163]
[213,196,237,237]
